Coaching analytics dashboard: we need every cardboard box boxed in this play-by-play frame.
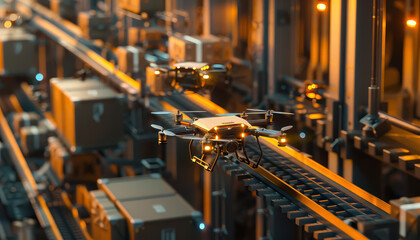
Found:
[50,78,107,133]
[145,66,173,93]
[168,35,196,63]
[49,137,70,182]
[390,197,420,240]
[98,175,176,203]
[49,137,101,182]
[116,46,146,73]
[116,194,201,240]
[119,0,164,14]
[182,35,232,63]
[78,11,111,40]
[12,112,40,137]
[90,190,127,240]
[20,126,48,156]
[61,88,123,152]
[50,0,77,22]
[0,29,37,77]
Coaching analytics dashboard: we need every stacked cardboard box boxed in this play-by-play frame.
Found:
[50,78,123,152]
[118,0,164,14]
[0,28,37,77]
[168,34,232,64]
[116,46,146,73]
[78,11,112,40]
[97,175,202,240]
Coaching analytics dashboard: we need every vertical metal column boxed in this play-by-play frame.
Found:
[327,0,346,175]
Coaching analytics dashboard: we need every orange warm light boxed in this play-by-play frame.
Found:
[316,2,327,11]
[407,19,417,28]
[204,145,211,151]
[241,133,245,138]
[4,20,12,28]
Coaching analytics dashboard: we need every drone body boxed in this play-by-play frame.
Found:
[151,110,293,172]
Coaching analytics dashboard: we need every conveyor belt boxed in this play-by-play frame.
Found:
[0,93,85,240]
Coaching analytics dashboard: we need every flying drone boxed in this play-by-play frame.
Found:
[151,109,294,172]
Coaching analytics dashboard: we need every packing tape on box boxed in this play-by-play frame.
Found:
[127,46,139,73]
[400,202,420,237]
[29,126,40,150]
[184,36,202,62]
[22,113,30,127]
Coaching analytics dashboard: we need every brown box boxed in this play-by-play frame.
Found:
[78,11,111,40]
[48,137,101,182]
[98,175,176,203]
[0,28,37,77]
[20,126,48,156]
[119,0,164,14]
[12,112,40,137]
[90,190,127,240]
[62,88,123,152]
[50,78,107,134]
[116,46,146,73]
[390,197,420,240]
[116,194,201,240]
[145,66,172,93]
[183,35,232,63]
[49,137,70,181]
[168,35,196,63]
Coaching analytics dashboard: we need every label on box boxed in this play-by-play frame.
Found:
[153,204,166,213]
[161,228,175,240]
[400,202,420,237]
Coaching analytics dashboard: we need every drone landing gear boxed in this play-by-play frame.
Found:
[236,136,264,168]
[189,139,221,172]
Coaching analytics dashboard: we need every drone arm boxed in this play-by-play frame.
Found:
[247,119,269,127]
[179,119,194,126]
[167,127,195,135]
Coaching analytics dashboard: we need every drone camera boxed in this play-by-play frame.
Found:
[224,141,239,153]
[158,132,167,144]
[278,133,287,147]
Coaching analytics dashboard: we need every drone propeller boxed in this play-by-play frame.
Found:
[150,124,176,136]
[246,108,294,116]
[151,124,164,131]
[281,125,293,132]
[151,110,207,115]
[217,113,242,116]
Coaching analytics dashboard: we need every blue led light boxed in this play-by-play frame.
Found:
[299,132,306,139]
[199,223,205,230]
[35,73,44,82]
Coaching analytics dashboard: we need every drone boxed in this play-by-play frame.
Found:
[152,62,230,92]
[151,109,294,172]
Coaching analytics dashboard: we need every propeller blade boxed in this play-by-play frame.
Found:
[246,112,266,115]
[180,135,204,141]
[151,111,174,115]
[164,130,176,136]
[246,108,265,112]
[281,125,293,132]
[183,110,207,113]
[209,138,232,142]
[273,111,294,116]
[151,124,164,131]
[217,113,241,116]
